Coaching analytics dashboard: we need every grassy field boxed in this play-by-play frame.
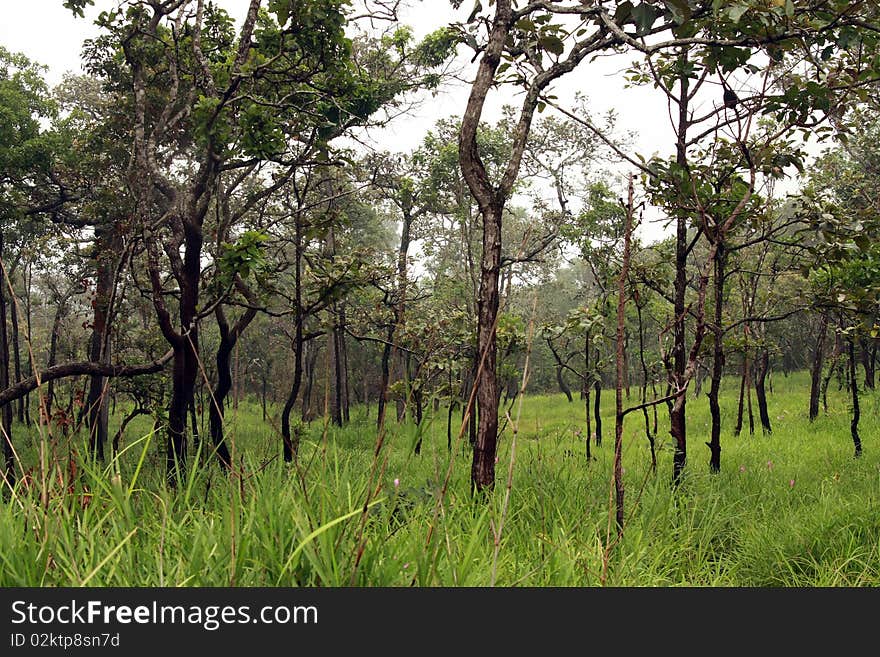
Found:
[1,371,878,586]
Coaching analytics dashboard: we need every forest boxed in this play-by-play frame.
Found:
[1,0,879,587]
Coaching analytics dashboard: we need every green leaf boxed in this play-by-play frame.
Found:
[727,5,749,23]
[538,35,565,56]
[631,3,658,33]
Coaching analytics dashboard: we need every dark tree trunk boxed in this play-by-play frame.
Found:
[669,54,691,486]
[821,337,840,415]
[735,358,746,436]
[0,233,14,489]
[707,247,725,473]
[593,367,602,447]
[636,301,655,473]
[23,261,32,425]
[85,223,120,461]
[809,313,829,421]
[338,305,350,425]
[281,221,305,460]
[164,217,204,484]
[9,277,23,426]
[45,297,67,422]
[584,328,591,460]
[848,336,863,458]
[613,176,634,535]
[330,314,343,427]
[208,302,256,469]
[556,364,573,402]
[471,203,502,493]
[377,330,393,430]
[754,347,772,435]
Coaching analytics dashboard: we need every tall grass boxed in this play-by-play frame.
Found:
[1,371,877,586]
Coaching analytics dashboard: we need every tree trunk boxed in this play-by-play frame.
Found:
[809,313,829,421]
[754,347,772,434]
[471,203,503,492]
[85,223,120,461]
[9,276,23,426]
[669,53,691,486]
[636,301,655,473]
[45,297,67,422]
[593,376,603,448]
[848,336,863,457]
[23,261,32,425]
[0,233,14,489]
[613,176,634,535]
[282,219,305,459]
[556,364,573,402]
[707,246,725,473]
[584,328,591,460]
[338,305,350,424]
[208,303,259,469]
[734,357,746,437]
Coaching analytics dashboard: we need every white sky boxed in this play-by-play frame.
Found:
[1,0,692,243]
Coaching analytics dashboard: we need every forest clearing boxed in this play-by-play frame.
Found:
[1,0,880,591]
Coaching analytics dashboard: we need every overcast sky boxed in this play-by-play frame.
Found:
[2,0,687,242]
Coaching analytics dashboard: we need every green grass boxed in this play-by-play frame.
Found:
[1,371,878,586]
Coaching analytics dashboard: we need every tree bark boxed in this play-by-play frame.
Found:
[707,246,725,472]
[669,52,691,486]
[754,347,772,434]
[282,215,305,460]
[809,313,828,421]
[9,275,23,426]
[556,364,573,402]
[0,233,13,489]
[613,176,634,535]
[85,222,121,461]
[848,335,863,457]
[472,204,503,492]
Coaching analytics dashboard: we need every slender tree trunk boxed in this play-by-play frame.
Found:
[281,223,304,460]
[45,298,67,422]
[556,364,573,402]
[330,314,343,427]
[584,327,591,460]
[669,52,691,485]
[85,223,120,461]
[0,234,14,489]
[745,350,755,436]
[707,246,725,472]
[821,337,840,415]
[471,203,503,492]
[23,260,32,425]
[338,305,350,425]
[208,303,259,469]
[377,329,393,430]
[636,301,655,473]
[734,356,746,437]
[809,313,829,421]
[613,176,634,535]
[848,336,863,457]
[754,347,772,434]
[593,364,603,447]
[9,277,23,426]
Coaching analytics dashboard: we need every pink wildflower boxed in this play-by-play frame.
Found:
[739,465,746,473]
[393,478,400,488]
